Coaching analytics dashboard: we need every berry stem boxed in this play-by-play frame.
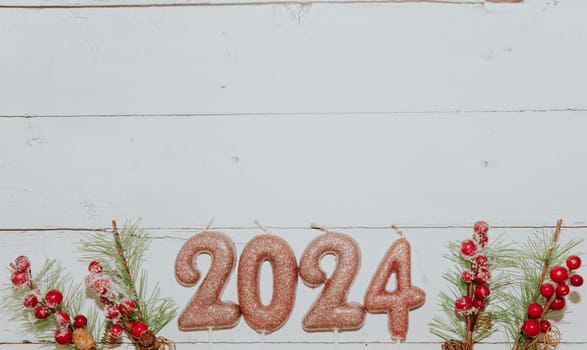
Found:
[537,219,563,287]
[511,219,563,350]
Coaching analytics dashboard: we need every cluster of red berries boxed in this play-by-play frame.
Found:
[454,221,491,315]
[520,255,583,338]
[84,260,150,339]
[9,256,89,345]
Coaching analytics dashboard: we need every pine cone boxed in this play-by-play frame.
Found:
[442,340,470,350]
[72,328,96,350]
[136,329,160,350]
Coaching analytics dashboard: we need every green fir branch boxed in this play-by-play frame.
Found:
[79,220,177,335]
[429,232,518,343]
[501,226,582,348]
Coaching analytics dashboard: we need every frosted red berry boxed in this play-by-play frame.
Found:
[109,324,124,338]
[527,303,543,318]
[55,311,70,327]
[479,235,488,247]
[475,284,491,300]
[475,268,491,283]
[45,289,63,307]
[92,278,111,295]
[472,298,486,310]
[556,283,570,297]
[118,299,137,316]
[73,315,88,328]
[570,274,584,287]
[540,283,555,298]
[475,255,488,267]
[88,260,103,273]
[455,296,473,313]
[540,320,551,333]
[473,221,489,235]
[566,255,582,270]
[550,297,566,310]
[130,321,149,338]
[55,328,73,345]
[106,304,121,320]
[14,256,31,272]
[11,271,28,285]
[34,305,51,319]
[521,319,540,337]
[549,266,569,284]
[460,240,477,256]
[23,294,38,308]
[461,271,474,283]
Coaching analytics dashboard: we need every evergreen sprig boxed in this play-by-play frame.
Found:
[78,220,177,335]
[429,233,519,343]
[1,259,96,349]
[499,226,582,349]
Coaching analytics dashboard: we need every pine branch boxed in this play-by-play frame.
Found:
[503,220,583,350]
[78,219,177,339]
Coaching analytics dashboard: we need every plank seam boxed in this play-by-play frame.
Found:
[1,225,587,232]
[1,108,585,119]
[0,0,484,10]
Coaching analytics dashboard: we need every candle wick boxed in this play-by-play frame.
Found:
[391,224,405,238]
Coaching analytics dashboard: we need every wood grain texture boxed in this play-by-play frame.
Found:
[1,114,587,229]
[0,0,583,116]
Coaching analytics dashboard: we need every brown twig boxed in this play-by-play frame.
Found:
[111,220,144,322]
[512,219,563,350]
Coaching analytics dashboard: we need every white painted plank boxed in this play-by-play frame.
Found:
[0,227,586,345]
[1,114,587,228]
[0,0,584,115]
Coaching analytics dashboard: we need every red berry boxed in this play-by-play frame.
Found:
[472,298,486,310]
[475,255,489,267]
[473,221,489,235]
[549,266,569,284]
[566,255,582,270]
[475,284,491,299]
[455,296,473,313]
[14,256,31,272]
[55,328,73,345]
[130,321,149,338]
[479,235,488,247]
[540,320,551,333]
[45,289,63,307]
[550,297,566,310]
[11,271,28,285]
[475,268,491,283]
[105,304,120,320]
[118,299,137,316]
[23,294,38,308]
[109,324,124,338]
[460,240,477,256]
[88,260,103,273]
[55,311,70,327]
[556,283,570,297]
[540,283,555,298]
[527,303,543,318]
[34,305,51,319]
[461,271,474,283]
[73,315,88,328]
[521,319,540,337]
[570,274,584,287]
[92,278,111,295]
